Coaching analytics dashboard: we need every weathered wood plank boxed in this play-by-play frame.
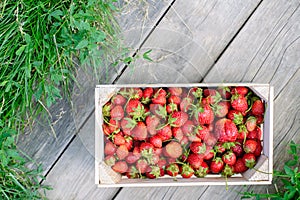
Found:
[117,0,261,84]
[17,0,173,176]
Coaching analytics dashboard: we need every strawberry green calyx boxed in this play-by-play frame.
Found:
[102,104,111,117]
[123,117,137,130]
[192,88,203,100]
[166,163,180,177]
[181,164,194,178]
[131,104,149,121]
[141,97,151,104]
[222,164,234,177]
[232,112,243,125]
[148,165,161,178]
[222,142,236,150]
[195,166,208,178]
[155,104,168,119]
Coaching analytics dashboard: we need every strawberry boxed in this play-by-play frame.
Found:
[222,151,237,165]
[146,165,164,179]
[166,103,178,114]
[180,164,194,178]
[256,114,264,125]
[245,116,257,132]
[104,155,116,166]
[203,133,217,146]
[145,115,160,135]
[197,104,214,125]
[231,86,248,96]
[154,88,167,97]
[102,102,112,117]
[149,135,162,148]
[168,87,183,96]
[247,126,262,140]
[214,143,226,154]
[120,117,136,135]
[210,157,224,173]
[141,87,154,104]
[136,159,149,174]
[165,141,183,159]
[214,118,238,142]
[180,136,189,145]
[254,141,262,157]
[120,88,143,99]
[157,125,172,141]
[132,146,141,160]
[243,139,258,153]
[187,153,203,169]
[233,158,248,173]
[182,120,194,136]
[180,97,193,112]
[153,147,163,156]
[149,104,167,119]
[139,142,154,152]
[126,165,140,179]
[102,123,112,136]
[195,161,209,177]
[230,142,244,157]
[252,99,265,116]
[187,134,202,142]
[131,121,147,141]
[126,99,143,115]
[231,94,248,112]
[242,153,256,168]
[203,147,215,160]
[125,152,139,164]
[191,87,203,100]
[169,111,188,127]
[217,86,231,99]
[113,133,125,146]
[172,127,184,142]
[195,125,209,140]
[168,95,181,105]
[213,101,229,118]
[227,110,244,125]
[166,163,180,177]
[116,144,129,160]
[152,94,166,105]
[157,157,167,168]
[190,142,206,154]
[203,89,222,105]
[108,118,120,133]
[112,161,128,174]
[237,124,248,140]
[111,94,126,106]
[222,164,234,177]
[124,136,133,150]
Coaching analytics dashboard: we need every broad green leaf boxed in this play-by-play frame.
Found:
[285,160,297,166]
[75,40,89,49]
[284,165,294,176]
[16,45,26,56]
[48,10,63,21]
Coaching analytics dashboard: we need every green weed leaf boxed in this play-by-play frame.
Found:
[16,45,26,56]
[75,39,89,49]
[143,49,153,62]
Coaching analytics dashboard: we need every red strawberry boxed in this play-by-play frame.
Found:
[168,87,183,96]
[125,152,139,164]
[210,157,224,173]
[243,139,258,153]
[154,88,167,97]
[222,151,237,165]
[231,86,248,96]
[256,114,264,125]
[195,161,209,177]
[169,111,188,127]
[132,146,141,160]
[227,110,244,125]
[136,159,149,174]
[195,125,209,140]
[231,94,248,112]
[141,87,154,104]
[247,127,262,140]
[166,103,178,114]
[233,158,248,173]
[131,121,148,141]
[245,116,257,132]
[149,104,167,119]
[157,158,167,168]
[120,117,136,135]
[108,118,120,133]
[165,141,183,159]
[104,155,116,166]
[214,118,238,142]
[182,120,194,136]
[145,115,160,135]
[213,101,229,118]
[180,164,194,178]
[149,135,162,148]
[188,134,202,142]
[237,124,248,140]
[203,133,217,146]
[166,163,180,177]
[153,147,162,156]
[190,142,206,154]
[116,144,129,160]
[187,153,203,169]
[152,95,166,105]
[126,99,143,115]
[203,147,215,160]
[172,127,184,142]
[168,95,181,105]
[198,104,214,125]
[230,142,244,157]
[252,99,265,116]
[113,133,125,146]
[111,94,126,106]
[112,161,128,174]
[139,142,154,152]
[242,153,256,168]
[124,136,133,150]
[222,164,234,177]
[203,89,222,105]
[180,97,193,112]
[146,165,164,179]
[217,86,231,99]
[254,141,262,157]
[126,165,140,179]
[214,143,226,154]
[102,123,112,136]
[180,136,189,145]
[157,125,172,142]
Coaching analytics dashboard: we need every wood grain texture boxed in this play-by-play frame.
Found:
[117,0,261,84]
[17,0,173,177]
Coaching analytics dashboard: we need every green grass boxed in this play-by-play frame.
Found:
[0,0,121,198]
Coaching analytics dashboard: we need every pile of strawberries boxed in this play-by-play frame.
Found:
[102,86,265,179]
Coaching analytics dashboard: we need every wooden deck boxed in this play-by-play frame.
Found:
[17,0,300,199]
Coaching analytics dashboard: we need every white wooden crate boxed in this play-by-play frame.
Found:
[95,83,273,187]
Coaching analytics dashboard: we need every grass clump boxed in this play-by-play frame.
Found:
[0,0,120,198]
